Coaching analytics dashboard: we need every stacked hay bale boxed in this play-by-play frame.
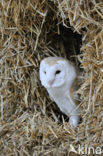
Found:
[0,0,103,155]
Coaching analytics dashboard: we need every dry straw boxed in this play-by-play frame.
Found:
[0,0,103,155]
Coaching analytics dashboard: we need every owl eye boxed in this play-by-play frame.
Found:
[55,70,61,75]
[44,71,46,74]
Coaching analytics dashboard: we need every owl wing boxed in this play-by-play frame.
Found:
[49,94,55,102]
[70,78,80,101]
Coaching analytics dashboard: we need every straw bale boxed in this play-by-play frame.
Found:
[0,0,103,156]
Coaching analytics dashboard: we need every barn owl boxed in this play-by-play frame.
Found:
[39,57,80,127]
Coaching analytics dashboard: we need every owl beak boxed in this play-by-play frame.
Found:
[48,79,54,86]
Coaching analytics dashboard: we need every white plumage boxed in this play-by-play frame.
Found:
[39,57,80,127]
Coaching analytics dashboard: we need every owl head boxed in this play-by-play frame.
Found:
[39,57,76,89]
